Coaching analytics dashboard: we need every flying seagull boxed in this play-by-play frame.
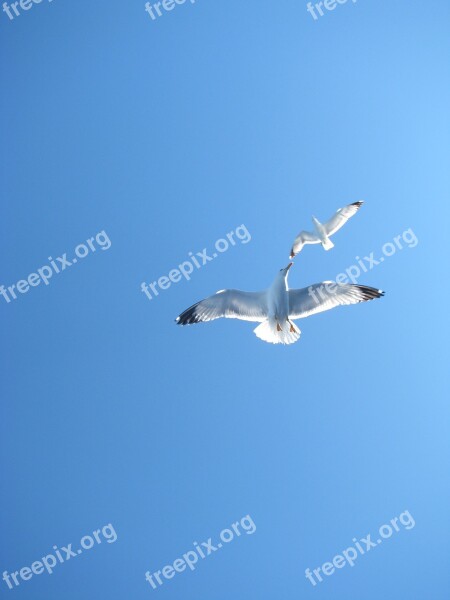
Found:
[290,201,364,258]
[176,263,384,345]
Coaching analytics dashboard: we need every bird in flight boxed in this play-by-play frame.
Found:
[290,201,364,257]
[176,262,384,345]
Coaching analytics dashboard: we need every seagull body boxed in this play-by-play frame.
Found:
[290,201,364,258]
[176,263,384,345]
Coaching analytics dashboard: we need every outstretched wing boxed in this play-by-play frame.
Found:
[323,201,364,236]
[290,230,321,258]
[288,282,384,320]
[176,289,268,325]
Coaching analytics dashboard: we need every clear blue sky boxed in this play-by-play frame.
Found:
[1,1,449,599]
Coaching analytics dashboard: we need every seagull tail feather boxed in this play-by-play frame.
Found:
[253,320,301,345]
[322,237,334,251]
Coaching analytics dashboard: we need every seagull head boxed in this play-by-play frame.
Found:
[279,262,293,279]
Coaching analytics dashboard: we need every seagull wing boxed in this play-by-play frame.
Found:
[176,289,268,325]
[290,230,321,258]
[288,282,384,320]
[323,201,364,236]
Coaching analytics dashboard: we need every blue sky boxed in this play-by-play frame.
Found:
[1,1,449,599]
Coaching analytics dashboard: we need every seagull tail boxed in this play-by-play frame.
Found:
[253,320,301,345]
[321,237,334,251]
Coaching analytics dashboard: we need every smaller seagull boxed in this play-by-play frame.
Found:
[290,201,364,258]
[176,262,384,345]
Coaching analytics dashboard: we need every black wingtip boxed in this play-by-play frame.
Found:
[175,302,201,326]
[355,285,385,301]
[352,200,364,207]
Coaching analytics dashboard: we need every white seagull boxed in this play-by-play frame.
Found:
[176,263,384,345]
[290,201,364,258]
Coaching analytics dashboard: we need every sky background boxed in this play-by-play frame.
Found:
[1,1,449,598]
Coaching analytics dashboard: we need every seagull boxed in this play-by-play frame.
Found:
[290,201,364,258]
[176,263,384,345]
